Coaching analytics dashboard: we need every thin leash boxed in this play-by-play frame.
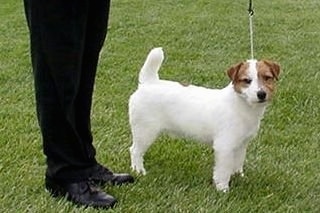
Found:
[248,0,255,59]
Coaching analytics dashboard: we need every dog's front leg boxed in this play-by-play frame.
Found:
[233,144,248,176]
[213,140,236,192]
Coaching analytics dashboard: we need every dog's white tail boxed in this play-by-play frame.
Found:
[139,47,164,84]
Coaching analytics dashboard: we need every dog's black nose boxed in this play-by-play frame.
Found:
[257,90,267,100]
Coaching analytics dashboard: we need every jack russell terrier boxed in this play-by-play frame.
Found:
[128,48,280,192]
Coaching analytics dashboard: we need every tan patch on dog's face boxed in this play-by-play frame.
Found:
[227,62,251,94]
[256,60,280,100]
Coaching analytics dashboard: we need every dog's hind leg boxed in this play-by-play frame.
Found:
[129,125,159,175]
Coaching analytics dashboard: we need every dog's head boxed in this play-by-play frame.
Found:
[227,59,280,106]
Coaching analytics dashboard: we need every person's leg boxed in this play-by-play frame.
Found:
[24,0,118,208]
[24,0,99,182]
[24,0,133,208]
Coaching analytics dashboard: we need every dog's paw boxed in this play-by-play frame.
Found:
[215,183,229,192]
[214,181,229,192]
[131,165,147,175]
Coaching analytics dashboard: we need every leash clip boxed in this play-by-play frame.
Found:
[248,0,254,16]
[248,0,255,60]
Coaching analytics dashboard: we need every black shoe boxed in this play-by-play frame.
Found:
[45,178,117,209]
[90,164,135,186]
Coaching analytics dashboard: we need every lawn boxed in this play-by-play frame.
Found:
[1,0,320,212]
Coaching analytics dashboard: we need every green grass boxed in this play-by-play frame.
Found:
[1,0,320,212]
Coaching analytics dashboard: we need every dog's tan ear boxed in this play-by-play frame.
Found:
[227,62,244,82]
[262,60,281,80]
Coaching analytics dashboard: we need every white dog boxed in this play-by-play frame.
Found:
[129,48,280,192]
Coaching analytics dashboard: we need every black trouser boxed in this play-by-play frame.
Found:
[24,0,110,183]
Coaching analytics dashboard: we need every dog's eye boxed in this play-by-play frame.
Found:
[263,76,273,82]
[242,78,252,84]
